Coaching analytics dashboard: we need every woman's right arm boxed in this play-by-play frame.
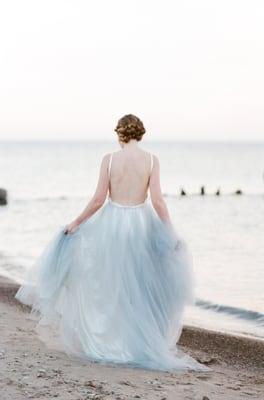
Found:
[149,155,172,225]
[64,154,110,234]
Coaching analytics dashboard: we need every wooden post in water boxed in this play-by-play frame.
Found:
[200,186,205,195]
[180,188,187,196]
[0,188,7,205]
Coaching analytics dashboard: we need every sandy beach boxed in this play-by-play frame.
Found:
[0,276,263,400]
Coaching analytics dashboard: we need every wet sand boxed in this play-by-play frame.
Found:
[0,276,263,399]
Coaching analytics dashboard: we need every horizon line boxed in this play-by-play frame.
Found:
[1,138,264,144]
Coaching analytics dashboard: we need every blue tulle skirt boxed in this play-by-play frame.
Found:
[15,198,210,372]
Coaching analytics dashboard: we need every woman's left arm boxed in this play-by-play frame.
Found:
[65,154,110,234]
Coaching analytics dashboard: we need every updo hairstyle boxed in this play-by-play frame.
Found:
[114,114,146,143]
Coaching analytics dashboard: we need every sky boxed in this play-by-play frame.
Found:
[0,0,264,141]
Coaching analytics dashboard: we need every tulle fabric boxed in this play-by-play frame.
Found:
[15,198,210,372]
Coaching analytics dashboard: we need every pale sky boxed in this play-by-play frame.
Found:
[0,0,264,141]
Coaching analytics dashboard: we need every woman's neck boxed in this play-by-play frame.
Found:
[121,139,139,150]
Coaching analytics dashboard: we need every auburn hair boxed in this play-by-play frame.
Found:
[114,114,146,143]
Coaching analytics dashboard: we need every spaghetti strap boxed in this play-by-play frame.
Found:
[150,153,154,175]
[108,152,113,178]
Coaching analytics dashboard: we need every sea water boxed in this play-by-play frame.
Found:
[0,140,263,339]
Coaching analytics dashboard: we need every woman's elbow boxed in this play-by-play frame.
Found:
[92,194,106,208]
[151,198,165,212]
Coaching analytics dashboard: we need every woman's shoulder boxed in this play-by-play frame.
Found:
[138,147,157,158]
[143,150,159,163]
[102,150,121,161]
[101,153,111,162]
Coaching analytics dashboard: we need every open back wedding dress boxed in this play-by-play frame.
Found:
[15,152,209,372]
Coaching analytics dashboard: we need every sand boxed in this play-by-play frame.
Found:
[0,276,263,400]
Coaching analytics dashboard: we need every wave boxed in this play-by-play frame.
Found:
[196,299,264,326]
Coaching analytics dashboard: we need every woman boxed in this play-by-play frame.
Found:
[15,114,209,372]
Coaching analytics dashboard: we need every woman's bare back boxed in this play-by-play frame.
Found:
[65,116,172,233]
[108,148,153,206]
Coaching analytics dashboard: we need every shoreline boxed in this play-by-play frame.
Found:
[3,272,263,342]
[1,276,263,369]
[1,275,264,399]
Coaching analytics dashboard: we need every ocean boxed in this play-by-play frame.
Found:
[0,140,263,340]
